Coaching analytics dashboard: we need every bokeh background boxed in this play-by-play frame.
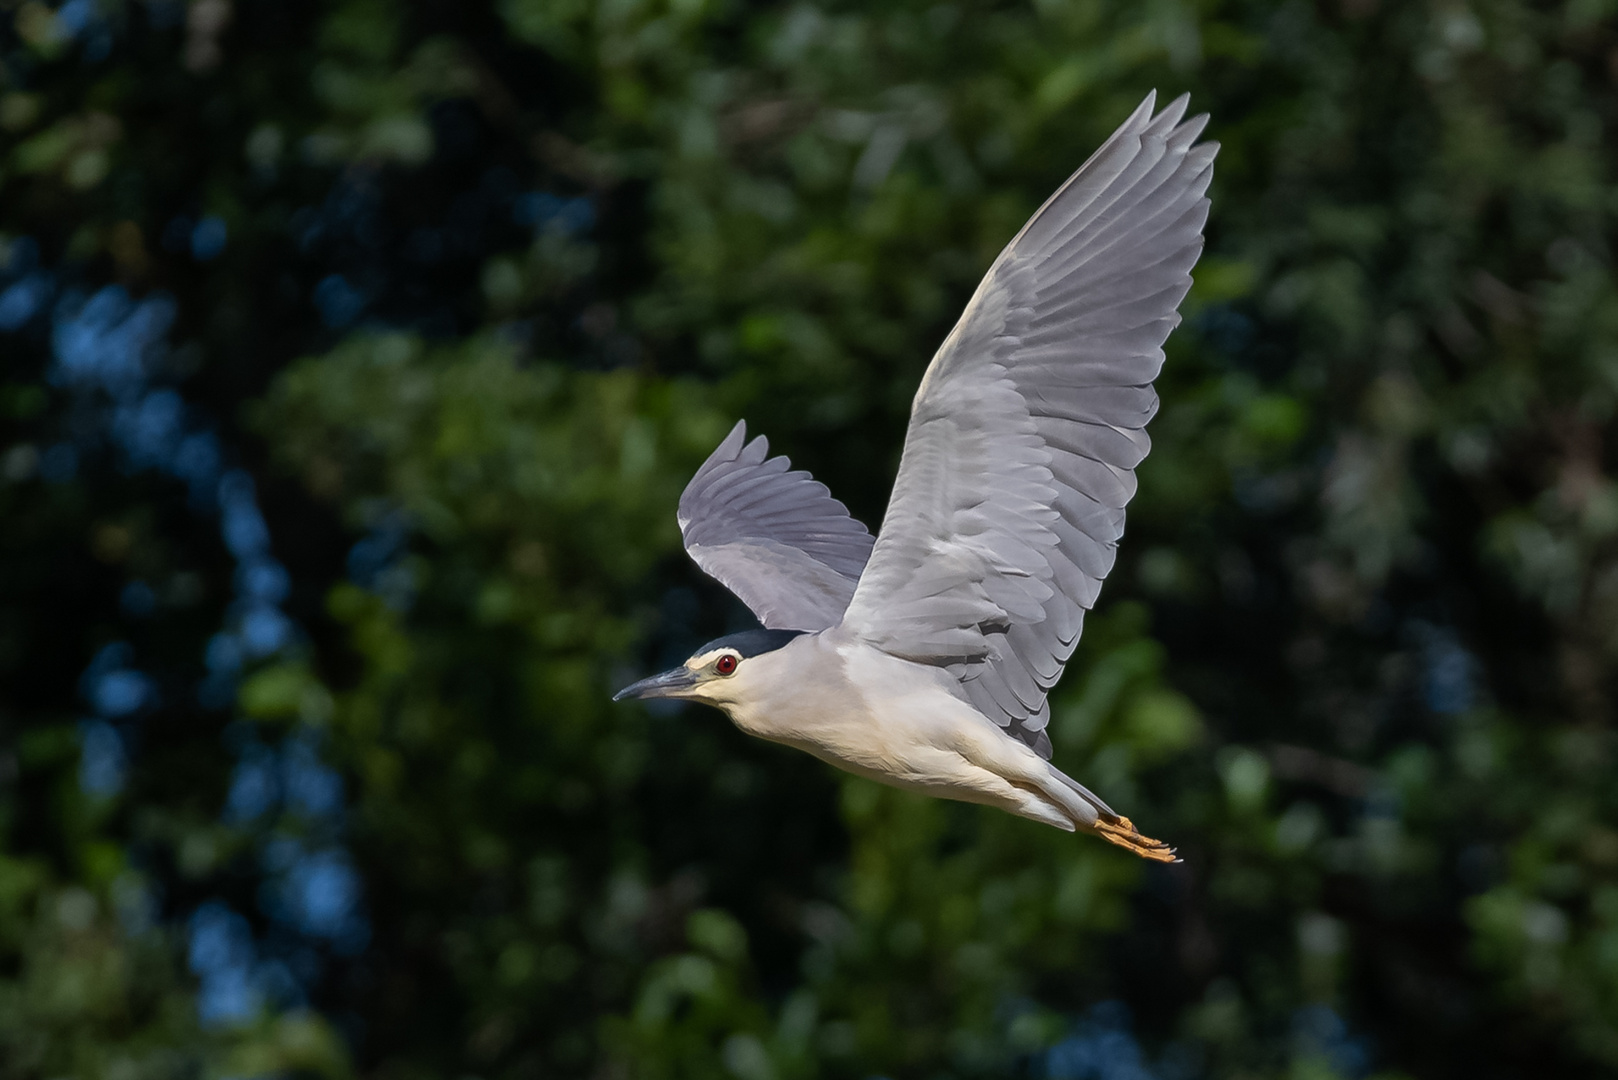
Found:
[4,1,1618,1077]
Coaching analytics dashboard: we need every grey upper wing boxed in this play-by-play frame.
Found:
[840,91,1215,757]
[679,420,876,633]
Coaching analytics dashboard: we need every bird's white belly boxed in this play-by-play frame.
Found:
[727,635,1017,794]
[713,631,1101,832]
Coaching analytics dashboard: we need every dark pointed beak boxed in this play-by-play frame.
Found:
[613,666,699,702]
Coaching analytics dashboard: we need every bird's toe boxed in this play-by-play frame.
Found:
[1093,815,1180,864]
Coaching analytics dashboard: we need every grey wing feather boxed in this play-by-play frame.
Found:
[680,420,876,633]
[841,91,1215,757]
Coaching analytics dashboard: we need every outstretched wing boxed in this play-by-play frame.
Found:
[841,91,1216,757]
[679,420,876,633]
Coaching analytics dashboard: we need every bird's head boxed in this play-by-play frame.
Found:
[613,628,804,708]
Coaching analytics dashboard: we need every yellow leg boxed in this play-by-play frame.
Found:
[1093,815,1179,864]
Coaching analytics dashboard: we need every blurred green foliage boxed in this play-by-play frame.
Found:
[5,0,1618,1078]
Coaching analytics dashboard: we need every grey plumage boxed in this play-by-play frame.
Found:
[677,420,874,633]
[844,90,1213,757]
[626,91,1215,862]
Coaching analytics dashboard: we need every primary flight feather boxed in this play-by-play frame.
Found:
[617,91,1215,861]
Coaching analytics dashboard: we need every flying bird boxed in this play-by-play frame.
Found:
[615,92,1215,862]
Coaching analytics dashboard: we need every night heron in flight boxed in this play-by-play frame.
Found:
[616,92,1214,862]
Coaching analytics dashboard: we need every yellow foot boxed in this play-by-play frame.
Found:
[1093,815,1179,864]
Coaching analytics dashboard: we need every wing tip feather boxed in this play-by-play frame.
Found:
[719,419,748,458]
[1130,89,1159,128]
[1144,91,1189,136]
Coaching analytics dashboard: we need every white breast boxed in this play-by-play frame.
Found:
[723,630,991,782]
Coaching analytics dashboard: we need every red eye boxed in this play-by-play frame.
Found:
[715,654,738,676]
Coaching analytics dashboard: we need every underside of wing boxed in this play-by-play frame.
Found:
[679,421,876,633]
[841,91,1216,757]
